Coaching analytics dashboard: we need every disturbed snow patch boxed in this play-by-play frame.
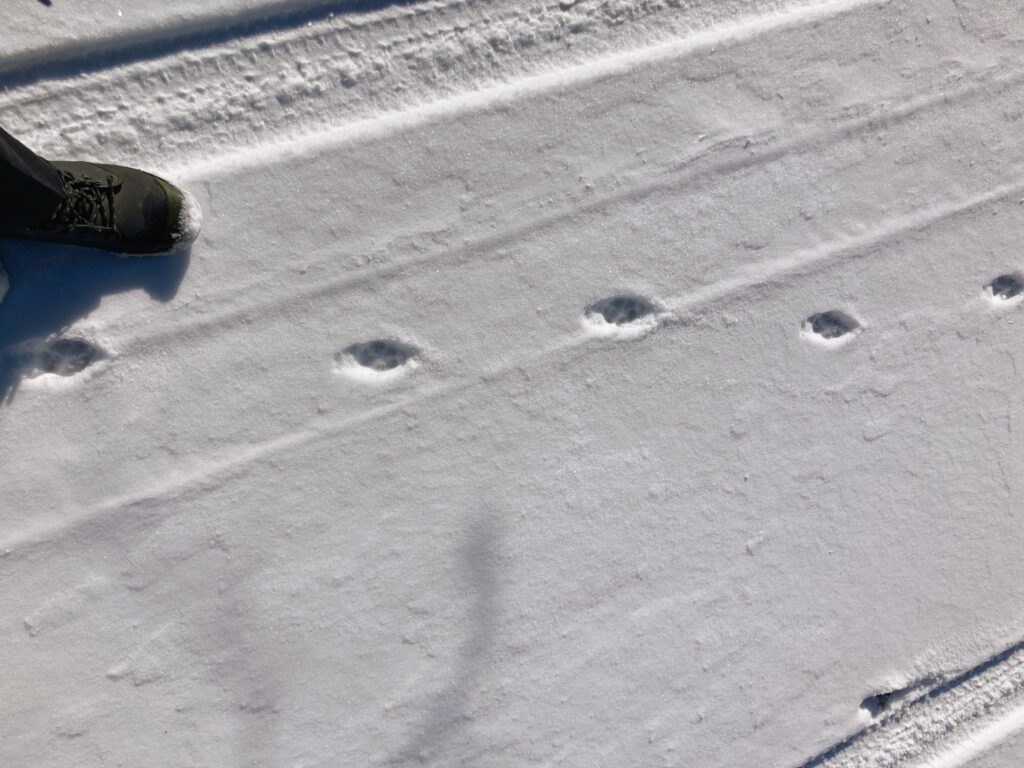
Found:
[171,186,203,249]
[859,676,938,720]
[801,635,1024,768]
[30,338,101,377]
[985,272,1023,304]
[8,336,108,390]
[582,294,664,340]
[334,339,420,383]
[802,310,862,347]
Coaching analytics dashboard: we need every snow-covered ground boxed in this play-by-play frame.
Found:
[1,1,1023,766]
[1,0,383,78]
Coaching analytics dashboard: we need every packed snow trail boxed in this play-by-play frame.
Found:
[1,1,1024,767]
[0,0,426,75]
[804,638,1024,767]
[1,0,883,169]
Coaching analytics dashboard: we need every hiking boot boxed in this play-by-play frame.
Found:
[14,161,197,255]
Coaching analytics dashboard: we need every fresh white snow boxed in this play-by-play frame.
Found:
[923,705,1024,768]
[1,1,1023,766]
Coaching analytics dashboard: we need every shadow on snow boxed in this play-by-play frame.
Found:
[0,238,190,403]
[0,0,428,89]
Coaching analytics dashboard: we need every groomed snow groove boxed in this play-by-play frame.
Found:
[0,0,864,169]
[801,639,1024,767]
[0,0,426,81]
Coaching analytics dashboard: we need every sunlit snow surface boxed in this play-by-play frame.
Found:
[1,1,1023,767]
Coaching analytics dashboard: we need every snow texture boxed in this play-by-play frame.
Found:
[170,186,204,251]
[803,638,1024,767]
[2,0,1024,767]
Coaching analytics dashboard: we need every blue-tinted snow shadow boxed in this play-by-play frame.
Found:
[0,239,189,403]
[0,0,427,89]
[392,515,502,765]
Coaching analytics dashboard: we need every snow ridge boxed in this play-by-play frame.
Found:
[0,0,872,170]
[801,638,1024,767]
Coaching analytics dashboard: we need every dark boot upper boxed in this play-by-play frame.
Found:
[9,161,184,255]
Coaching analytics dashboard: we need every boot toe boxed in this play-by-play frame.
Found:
[153,175,185,244]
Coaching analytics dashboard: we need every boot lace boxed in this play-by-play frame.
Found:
[41,170,121,235]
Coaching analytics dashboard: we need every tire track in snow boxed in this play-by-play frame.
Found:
[103,61,1024,361]
[0,0,879,170]
[4,174,1022,560]
[799,637,1024,768]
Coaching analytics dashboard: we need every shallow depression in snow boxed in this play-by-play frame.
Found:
[582,294,663,340]
[18,337,104,379]
[334,339,420,382]
[986,273,1023,302]
[802,309,861,346]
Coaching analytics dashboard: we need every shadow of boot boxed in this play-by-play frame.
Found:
[0,238,191,403]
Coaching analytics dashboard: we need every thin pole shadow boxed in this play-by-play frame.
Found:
[392,515,502,766]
